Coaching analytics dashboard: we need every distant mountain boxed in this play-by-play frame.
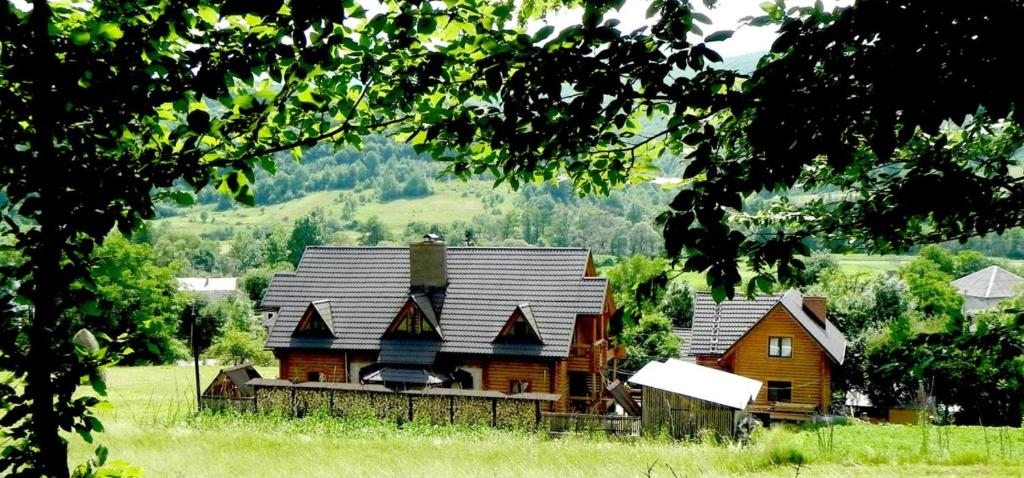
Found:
[718,50,767,74]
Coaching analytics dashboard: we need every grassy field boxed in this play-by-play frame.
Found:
[152,180,514,238]
[65,366,1024,477]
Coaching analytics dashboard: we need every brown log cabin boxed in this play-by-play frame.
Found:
[259,236,618,413]
[676,290,847,421]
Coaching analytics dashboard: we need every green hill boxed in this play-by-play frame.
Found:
[152,180,516,243]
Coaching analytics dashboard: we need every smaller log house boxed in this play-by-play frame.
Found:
[678,290,846,421]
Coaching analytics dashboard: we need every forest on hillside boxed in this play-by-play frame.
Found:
[152,135,1024,263]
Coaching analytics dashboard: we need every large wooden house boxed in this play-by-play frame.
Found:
[677,290,846,420]
[259,237,617,413]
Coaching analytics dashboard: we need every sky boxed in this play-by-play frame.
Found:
[531,0,853,57]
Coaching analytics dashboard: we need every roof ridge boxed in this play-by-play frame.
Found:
[303,245,591,251]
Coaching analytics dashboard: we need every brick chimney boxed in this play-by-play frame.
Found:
[803,296,827,327]
[409,234,447,290]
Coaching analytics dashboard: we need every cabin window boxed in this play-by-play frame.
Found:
[768,337,792,357]
[297,316,331,335]
[494,305,543,344]
[307,371,325,382]
[388,305,437,338]
[767,381,792,402]
[509,380,530,394]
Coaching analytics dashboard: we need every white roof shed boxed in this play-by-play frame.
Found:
[628,359,762,410]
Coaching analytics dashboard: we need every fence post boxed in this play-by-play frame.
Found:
[535,401,541,428]
[491,398,497,427]
[253,386,259,413]
[407,394,414,422]
[329,388,335,416]
[450,396,455,425]
[291,387,297,417]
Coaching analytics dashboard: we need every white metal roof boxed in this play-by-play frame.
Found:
[627,359,762,410]
[952,265,1024,299]
[176,277,237,292]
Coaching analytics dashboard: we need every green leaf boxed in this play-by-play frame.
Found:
[90,373,107,396]
[705,30,733,42]
[95,445,109,466]
[532,26,555,43]
[198,5,220,25]
[71,31,91,46]
[186,110,211,133]
[691,12,712,24]
[97,23,123,41]
[711,285,727,303]
[417,16,437,35]
[167,191,196,206]
[80,299,101,317]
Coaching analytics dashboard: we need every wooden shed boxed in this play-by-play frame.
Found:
[628,359,762,439]
[201,364,262,411]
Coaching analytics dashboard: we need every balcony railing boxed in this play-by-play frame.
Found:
[568,339,607,371]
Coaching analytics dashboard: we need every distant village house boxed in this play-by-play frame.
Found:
[176,277,239,300]
[951,265,1024,314]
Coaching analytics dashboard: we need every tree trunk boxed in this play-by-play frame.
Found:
[27,0,71,475]
[26,238,70,478]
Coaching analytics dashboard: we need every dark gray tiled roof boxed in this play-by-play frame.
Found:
[688,289,847,364]
[689,292,781,356]
[777,290,847,364]
[378,340,441,365]
[262,247,607,359]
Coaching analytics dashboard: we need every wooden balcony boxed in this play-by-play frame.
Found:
[567,339,608,372]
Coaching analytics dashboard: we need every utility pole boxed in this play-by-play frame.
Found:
[191,300,201,411]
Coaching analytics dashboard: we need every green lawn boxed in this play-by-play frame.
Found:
[66,366,1024,477]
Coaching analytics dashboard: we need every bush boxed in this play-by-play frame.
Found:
[206,328,272,366]
[661,282,694,328]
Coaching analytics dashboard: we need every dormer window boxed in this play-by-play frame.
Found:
[384,294,442,339]
[494,304,543,344]
[293,300,334,338]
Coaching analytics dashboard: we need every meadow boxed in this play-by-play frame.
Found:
[66,366,1024,477]
[151,180,514,240]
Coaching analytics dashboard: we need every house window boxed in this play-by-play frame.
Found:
[307,371,325,382]
[767,381,792,402]
[768,337,792,357]
[509,380,530,394]
[297,316,331,335]
[389,305,437,337]
[494,305,543,344]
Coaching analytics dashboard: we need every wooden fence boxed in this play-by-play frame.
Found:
[247,379,559,429]
[542,412,641,436]
[641,386,740,439]
[200,395,255,412]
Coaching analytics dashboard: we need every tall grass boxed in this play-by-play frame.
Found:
[65,366,1024,477]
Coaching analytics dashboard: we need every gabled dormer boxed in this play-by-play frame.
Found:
[494,303,543,344]
[383,293,443,340]
[293,300,334,338]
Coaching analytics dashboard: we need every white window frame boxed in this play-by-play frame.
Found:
[768,336,792,357]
